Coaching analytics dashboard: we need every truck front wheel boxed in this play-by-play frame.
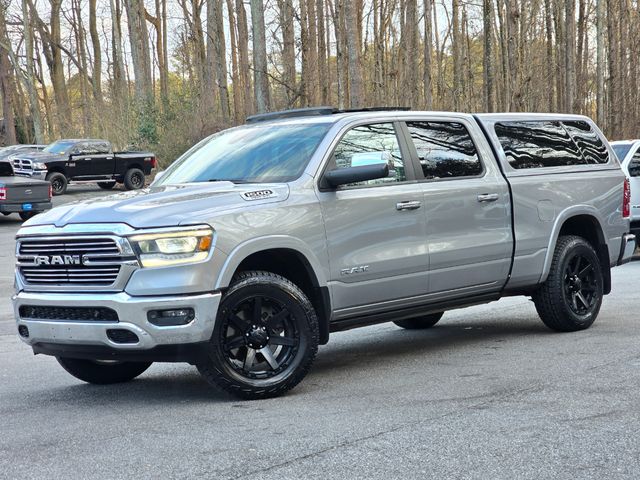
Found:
[197,271,319,399]
[46,172,67,195]
[533,235,604,332]
[56,358,152,384]
[124,168,145,190]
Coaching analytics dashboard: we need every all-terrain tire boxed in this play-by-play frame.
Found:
[123,168,145,190]
[197,271,319,400]
[46,172,67,195]
[394,312,444,329]
[57,357,152,384]
[532,235,604,332]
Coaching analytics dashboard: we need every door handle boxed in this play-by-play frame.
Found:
[477,193,499,203]
[396,200,422,211]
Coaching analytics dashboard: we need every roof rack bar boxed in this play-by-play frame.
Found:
[245,106,413,124]
[245,107,338,124]
[335,107,411,113]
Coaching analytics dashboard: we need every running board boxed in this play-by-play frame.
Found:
[328,293,500,333]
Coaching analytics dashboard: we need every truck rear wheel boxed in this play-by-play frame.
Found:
[533,235,604,332]
[124,168,145,190]
[56,358,152,384]
[197,271,319,400]
[46,172,67,195]
[394,312,444,329]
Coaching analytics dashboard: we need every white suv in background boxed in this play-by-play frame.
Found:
[611,141,640,241]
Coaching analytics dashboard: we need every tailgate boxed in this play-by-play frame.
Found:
[4,182,50,202]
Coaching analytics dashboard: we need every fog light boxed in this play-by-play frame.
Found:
[147,308,195,326]
[18,325,29,338]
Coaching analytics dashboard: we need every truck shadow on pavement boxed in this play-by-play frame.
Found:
[25,316,565,405]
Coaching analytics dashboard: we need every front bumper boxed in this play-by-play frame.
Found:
[13,290,221,355]
[617,233,636,265]
[14,169,47,181]
[0,201,52,213]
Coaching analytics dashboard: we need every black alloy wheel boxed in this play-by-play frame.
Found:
[124,168,145,190]
[197,271,319,399]
[533,235,603,332]
[46,172,67,195]
[220,295,300,381]
[563,253,599,315]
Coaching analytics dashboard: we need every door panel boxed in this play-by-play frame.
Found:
[403,120,512,296]
[319,183,429,311]
[422,177,512,293]
[317,122,429,312]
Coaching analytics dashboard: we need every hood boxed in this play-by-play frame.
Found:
[11,151,64,162]
[26,182,290,229]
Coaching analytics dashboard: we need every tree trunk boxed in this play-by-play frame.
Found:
[124,0,153,104]
[278,0,297,107]
[250,0,271,113]
[344,0,363,107]
[564,0,576,112]
[423,0,433,109]
[207,0,230,120]
[0,6,16,145]
[236,0,252,115]
[482,0,495,112]
[49,0,72,135]
[89,0,103,109]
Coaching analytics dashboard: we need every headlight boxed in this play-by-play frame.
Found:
[32,162,47,170]
[128,227,213,267]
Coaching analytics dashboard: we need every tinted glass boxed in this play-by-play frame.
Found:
[612,144,632,161]
[332,123,406,186]
[495,121,584,169]
[157,123,331,185]
[44,140,75,155]
[629,153,640,177]
[406,121,482,178]
[0,161,13,176]
[562,121,609,164]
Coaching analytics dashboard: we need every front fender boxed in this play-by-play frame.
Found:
[214,235,329,290]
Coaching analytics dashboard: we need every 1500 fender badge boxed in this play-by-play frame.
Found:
[241,190,277,201]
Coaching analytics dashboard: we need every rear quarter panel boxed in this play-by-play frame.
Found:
[477,115,628,289]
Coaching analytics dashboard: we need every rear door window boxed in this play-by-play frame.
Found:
[406,121,483,179]
[562,121,609,164]
[495,121,584,169]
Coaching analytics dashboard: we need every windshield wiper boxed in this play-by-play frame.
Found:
[207,178,252,184]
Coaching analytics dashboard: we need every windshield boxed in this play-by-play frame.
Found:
[612,144,632,161]
[156,123,331,185]
[43,140,76,155]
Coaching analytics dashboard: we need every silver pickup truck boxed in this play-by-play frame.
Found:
[12,109,635,399]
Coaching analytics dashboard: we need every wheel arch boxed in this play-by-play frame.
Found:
[46,166,67,177]
[540,208,611,294]
[216,239,331,344]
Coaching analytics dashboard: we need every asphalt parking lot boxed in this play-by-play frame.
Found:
[1,186,639,479]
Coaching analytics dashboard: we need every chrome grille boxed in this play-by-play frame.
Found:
[17,236,137,288]
[12,158,33,175]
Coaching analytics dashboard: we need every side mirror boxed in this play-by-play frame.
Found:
[323,163,389,188]
[151,170,165,185]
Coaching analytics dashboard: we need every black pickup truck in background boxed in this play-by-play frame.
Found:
[11,139,156,195]
[0,160,51,221]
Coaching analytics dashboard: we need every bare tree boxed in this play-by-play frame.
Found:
[250,0,271,113]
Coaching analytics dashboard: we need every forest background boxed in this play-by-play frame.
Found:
[0,0,636,166]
